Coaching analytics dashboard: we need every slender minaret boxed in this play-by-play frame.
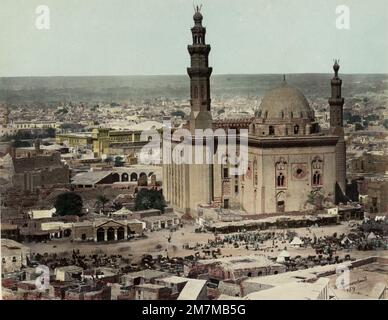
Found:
[2,105,10,128]
[329,60,346,197]
[184,6,214,215]
[187,5,213,133]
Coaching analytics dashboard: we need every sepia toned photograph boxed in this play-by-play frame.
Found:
[0,0,388,312]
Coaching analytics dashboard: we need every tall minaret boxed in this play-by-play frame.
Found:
[329,60,346,196]
[2,105,10,128]
[187,5,213,133]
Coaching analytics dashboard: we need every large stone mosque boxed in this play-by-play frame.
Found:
[163,8,347,217]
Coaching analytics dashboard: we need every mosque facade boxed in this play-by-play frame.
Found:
[163,9,346,217]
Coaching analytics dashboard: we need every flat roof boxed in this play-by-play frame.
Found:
[177,279,207,300]
[244,278,329,300]
[124,270,171,279]
[71,171,112,185]
[197,255,280,270]
[156,276,190,284]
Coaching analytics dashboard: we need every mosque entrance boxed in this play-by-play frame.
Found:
[107,227,115,241]
[117,227,125,240]
[277,200,285,213]
[276,191,286,213]
[97,228,105,242]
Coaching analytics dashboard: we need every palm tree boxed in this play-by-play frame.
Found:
[96,195,110,214]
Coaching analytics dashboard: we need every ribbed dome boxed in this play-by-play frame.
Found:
[257,84,313,120]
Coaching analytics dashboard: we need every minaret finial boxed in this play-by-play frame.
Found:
[194,4,202,13]
[193,4,203,25]
[333,59,340,77]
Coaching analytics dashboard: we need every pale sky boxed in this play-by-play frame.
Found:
[0,0,387,76]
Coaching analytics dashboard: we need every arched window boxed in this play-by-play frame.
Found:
[313,171,321,186]
[277,173,285,187]
[269,126,275,135]
[130,172,138,181]
[276,158,287,171]
[294,125,299,134]
[223,167,229,179]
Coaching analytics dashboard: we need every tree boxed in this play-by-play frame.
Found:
[171,110,186,118]
[96,195,110,214]
[134,189,167,213]
[104,156,113,164]
[46,127,56,138]
[355,123,364,131]
[13,139,30,148]
[114,156,125,167]
[54,192,83,216]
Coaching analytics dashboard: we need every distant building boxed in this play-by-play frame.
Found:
[1,239,30,274]
[56,121,162,157]
[12,145,69,192]
[366,179,388,216]
[185,255,286,281]
[350,154,388,175]
[72,218,144,242]
[134,283,172,300]
[71,165,160,189]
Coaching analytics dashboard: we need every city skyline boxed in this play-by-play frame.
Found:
[0,0,388,77]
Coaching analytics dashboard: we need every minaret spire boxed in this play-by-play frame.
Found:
[328,60,347,200]
[187,6,213,132]
[329,59,344,128]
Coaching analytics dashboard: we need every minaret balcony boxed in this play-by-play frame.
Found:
[187,67,213,78]
[329,97,344,105]
[188,45,211,55]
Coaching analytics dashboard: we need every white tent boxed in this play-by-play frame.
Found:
[367,232,377,241]
[278,249,290,258]
[290,237,303,247]
[276,250,290,263]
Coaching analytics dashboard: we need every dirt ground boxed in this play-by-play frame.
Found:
[26,220,388,263]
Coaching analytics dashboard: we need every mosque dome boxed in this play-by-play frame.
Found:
[250,82,318,137]
[256,84,314,120]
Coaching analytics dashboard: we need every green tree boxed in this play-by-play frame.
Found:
[171,110,186,118]
[96,195,110,214]
[46,127,56,138]
[54,192,83,216]
[104,156,113,164]
[114,156,125,167]
[135,189,167,213]
[355,123,364,131]
[13,139,30,148]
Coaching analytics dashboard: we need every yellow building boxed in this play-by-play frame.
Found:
[56,127,152,157]
[56,132,93,148]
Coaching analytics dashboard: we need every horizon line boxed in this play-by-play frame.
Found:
[1,72,388,79]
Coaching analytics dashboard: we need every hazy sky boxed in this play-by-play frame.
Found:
[0,0,387,76]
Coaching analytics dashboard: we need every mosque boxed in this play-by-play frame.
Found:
[163,8,347,217]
